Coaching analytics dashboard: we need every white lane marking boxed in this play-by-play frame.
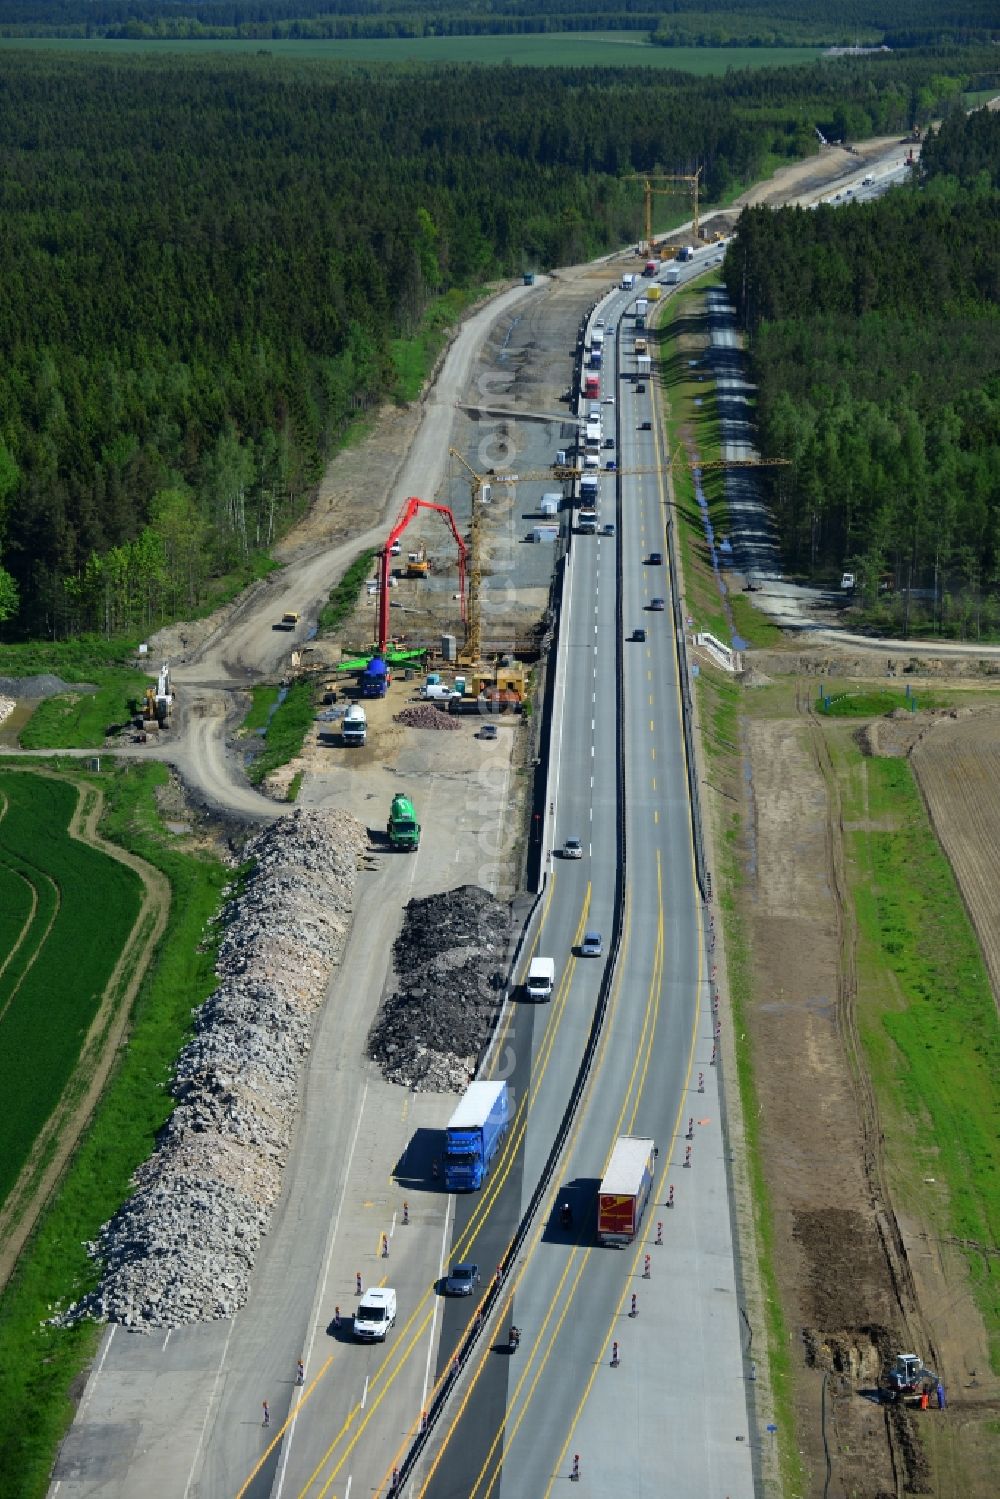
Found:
[361,1375,369,1409]
[274,1079,370,1498]
[390,1210,397,1240]
[421,1194,457,1411]
[163,1330,171,1353]
[345,1476,353,1499]
[183,1320,237,1499]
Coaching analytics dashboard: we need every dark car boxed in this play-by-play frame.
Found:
[638,420,652,431]
[444,1263,481,1296]
[636,382,647,393]
[633,627,646,642]
[603,437,615,449]
[648,551,663,565]
[650,597,666,611]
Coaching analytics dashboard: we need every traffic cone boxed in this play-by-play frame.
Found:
[381,1233,389,1259]
[711,1042,717,1065]
[668,1185,675,1208]
[611,1341,620,1367]
[420,1410,428,1432]
[571,1454,581,1482]
[390,1468,399,1492]
[698,1072,705,1092]
[686,1117,694,1140]
[403,1201,409,1225]
[630,1293,638,1318]
[643,1254,651,1279]
[684,1145,692,1168]
[356,1271,362,1295]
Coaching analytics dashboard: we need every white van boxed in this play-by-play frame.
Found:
[355,1287,396,1341]
[526,956,555,1001]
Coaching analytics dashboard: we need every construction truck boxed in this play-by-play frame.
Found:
[278,611,299,630]
[341,704,367,746]
[406,547,430,578]
[387,793,420,851]
[883,1352,939,1406]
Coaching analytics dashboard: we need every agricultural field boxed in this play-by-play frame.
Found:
[0,771,143,1207]
[0,34,824,70]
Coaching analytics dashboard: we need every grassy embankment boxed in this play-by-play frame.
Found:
[654,275,784,650]
[831,733,1000,1361]
[0,762,228,1499]
[0,774,143,1204]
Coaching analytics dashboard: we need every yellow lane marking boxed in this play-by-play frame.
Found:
[233,1357,335,1499]
[296,893,593,1498]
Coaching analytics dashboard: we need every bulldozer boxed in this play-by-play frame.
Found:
[884,1352,938,1405]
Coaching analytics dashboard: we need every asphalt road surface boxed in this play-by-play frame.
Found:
[416,272,755,1499]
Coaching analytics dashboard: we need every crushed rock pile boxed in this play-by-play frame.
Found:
[0,695,15,725]
[0,673,95,699]
[394,704,461,731]
[62,808,367,1331]
[368,885,512,1091]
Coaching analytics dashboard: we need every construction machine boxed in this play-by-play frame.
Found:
[405,546,430,578]
[142,662,174,727]
[884,1352,938,1405]
[375,497,467,656]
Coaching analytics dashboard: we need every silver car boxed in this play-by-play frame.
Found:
[562,837,583,859]
[445,1263,481,1296]
[581,931,604,958]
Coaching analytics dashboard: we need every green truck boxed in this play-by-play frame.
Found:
[387,793,420,851]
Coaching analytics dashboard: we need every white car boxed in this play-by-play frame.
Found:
[355,1288,396,1341]
[562,837,583,860]
[581,931,604,958]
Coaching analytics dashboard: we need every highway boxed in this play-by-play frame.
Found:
[413,265,755,1498]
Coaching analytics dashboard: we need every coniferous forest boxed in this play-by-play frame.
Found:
[0,46,994,637]
[726,107,1000,634]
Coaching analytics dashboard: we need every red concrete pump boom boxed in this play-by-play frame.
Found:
[377,496,468,653]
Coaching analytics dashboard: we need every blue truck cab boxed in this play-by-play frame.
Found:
[444,1081,509,1191]
[360,656,389,698]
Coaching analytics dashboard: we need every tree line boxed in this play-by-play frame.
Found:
[0,48,992,636]
[724,108,1000,636]
[0,0,995,44]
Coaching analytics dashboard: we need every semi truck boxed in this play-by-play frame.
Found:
[597,1136,656,1246]
[360,657,389,698]
[387,793,420,851]
[526,956,555,1000]
[634,297,648,319]
[636,354,652,378]
[677,245,694,263]
[342,704,367,746]
[578,506,598,534]
[444,1081,510,1190]
[643,259,658,276]
[621,273,635,290]
[580,475,599,505]
[647,285,661,302]
[589,348,603,370]
[663,268,680,286]
[583,372,600,400]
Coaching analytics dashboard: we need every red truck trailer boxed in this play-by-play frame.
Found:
[583,372,600,400]
[597,1136,656,1246]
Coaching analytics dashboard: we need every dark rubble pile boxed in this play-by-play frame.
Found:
[368,884,512,1091]
[60,808,367,1331]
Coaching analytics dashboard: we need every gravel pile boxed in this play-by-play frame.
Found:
[368,885,511,1091]
[394,704,461,731]
[0,695,15,726]
[63,808,367,1331]
[0,673,95,698]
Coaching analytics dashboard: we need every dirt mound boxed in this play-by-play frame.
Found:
[393,705,462,731]
[367,884,512,1091]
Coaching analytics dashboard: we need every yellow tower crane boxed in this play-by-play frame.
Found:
[626,170,703,255]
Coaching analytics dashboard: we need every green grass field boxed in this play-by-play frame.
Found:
[0,762,228,1499]
[845,753,1000,1357]
[0,772,143,1206]
[0,34,824,71]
